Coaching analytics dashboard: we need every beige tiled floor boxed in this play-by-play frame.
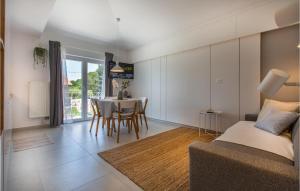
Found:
[7,119,180,191]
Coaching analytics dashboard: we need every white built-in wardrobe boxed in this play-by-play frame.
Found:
[131,34,261,132]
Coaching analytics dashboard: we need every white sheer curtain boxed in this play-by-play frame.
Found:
[61,47,73,123]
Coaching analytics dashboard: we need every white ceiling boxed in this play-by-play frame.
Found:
[8,0,56,36]
[8,0,298,50]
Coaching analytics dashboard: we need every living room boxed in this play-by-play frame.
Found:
[1,0,299,191]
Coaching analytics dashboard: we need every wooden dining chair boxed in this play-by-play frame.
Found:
[111,101,139,143]
[89,99,97,131]
[137,97,149,129]
[89,98,105,136]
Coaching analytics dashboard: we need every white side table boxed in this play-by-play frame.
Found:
[199,110,222,136]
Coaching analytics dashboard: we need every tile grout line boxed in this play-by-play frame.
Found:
[8,120,176,191]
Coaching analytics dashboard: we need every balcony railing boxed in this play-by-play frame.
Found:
[64,89,103,121]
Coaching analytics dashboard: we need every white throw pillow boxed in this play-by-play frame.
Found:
[255,108,298,135]
[257,99,299,122]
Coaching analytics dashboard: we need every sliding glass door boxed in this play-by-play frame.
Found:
[87,62,104,118]
[64,56,104,122]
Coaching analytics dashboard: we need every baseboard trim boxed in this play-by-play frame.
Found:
[148,117,221,133]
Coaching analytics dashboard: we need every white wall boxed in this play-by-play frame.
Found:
[9,31,50,129]
[131,34,261,132]
[4,0,13,131]
[41,28,130,63]
[128,0,294,63]
[7,29,130,129]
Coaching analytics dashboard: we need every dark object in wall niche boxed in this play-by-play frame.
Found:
[109,61,134,79]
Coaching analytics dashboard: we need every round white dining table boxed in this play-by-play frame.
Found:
[95,97,143,136]
[97,97,143,118]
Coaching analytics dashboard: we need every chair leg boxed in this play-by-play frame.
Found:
[107,118,111,136]
[143,114,149,130]
[127,119,131,133]
[133,118,139,140]
[139,114,143,125]
[111,118,116,136]
[129,120,133,133]
[135,115,139,130]
[102,116,106,128]
[117,118,121,143]
[122,120,125,127]
[95,116,100,136]
[90,115,95,132]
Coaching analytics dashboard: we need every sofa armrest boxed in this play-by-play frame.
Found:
[245,113,258,121]
[189,142,299,191]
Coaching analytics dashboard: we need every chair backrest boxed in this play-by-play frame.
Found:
[139,97,148,112]
[91,98,101,115]
[90,98,96,115]
[116,100,137,115]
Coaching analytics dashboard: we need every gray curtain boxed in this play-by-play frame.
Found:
[49,41,64,127]
[105,52,114,97]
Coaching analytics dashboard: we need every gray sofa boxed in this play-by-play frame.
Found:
[189,116,299,191]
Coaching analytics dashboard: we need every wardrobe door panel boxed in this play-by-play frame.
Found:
[240,34,261,120]
[166,47,210,127]
[131,61,152,116]
[151,58,161,119]
[211,39,239,132]
[160,56,167,121]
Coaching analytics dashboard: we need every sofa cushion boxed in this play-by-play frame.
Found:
[216,121,294,161]
[189,141,298,191]
[257,99,299,122]
[255,108,298,135]
[213,140,293,165]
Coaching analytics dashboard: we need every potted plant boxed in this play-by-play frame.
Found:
[121,80,130,98]
[112,79,130,100]
[33,47,48,68]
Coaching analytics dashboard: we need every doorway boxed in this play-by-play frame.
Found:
[64,56,105,122]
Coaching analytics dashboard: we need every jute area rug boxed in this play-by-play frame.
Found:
[98,127,215,191]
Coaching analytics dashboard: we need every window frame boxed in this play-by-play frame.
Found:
[65,55,105,122]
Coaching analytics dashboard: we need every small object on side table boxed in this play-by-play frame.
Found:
[199,109,222,137]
